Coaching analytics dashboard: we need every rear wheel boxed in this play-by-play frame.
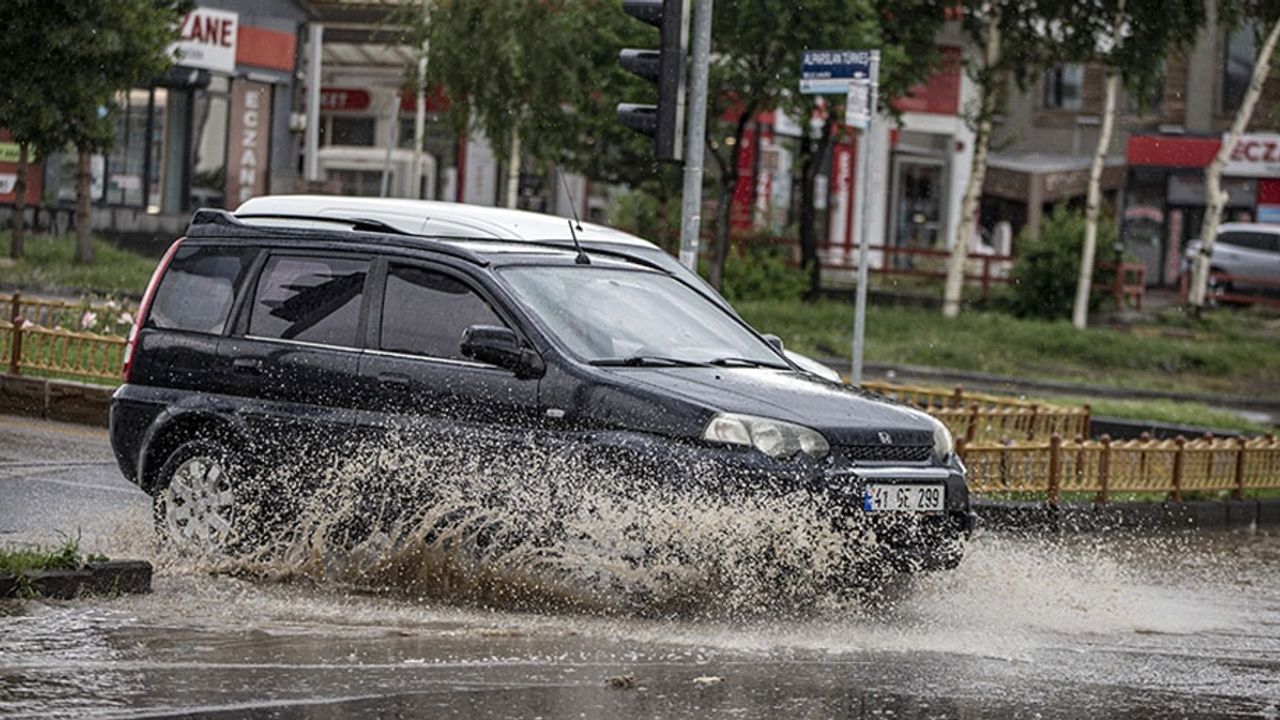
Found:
[153,439,244,555]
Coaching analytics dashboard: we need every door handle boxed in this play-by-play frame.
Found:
[232,358,262,375]
[377,372,410,387]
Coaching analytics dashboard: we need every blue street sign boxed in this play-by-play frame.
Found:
[800,50,873,94]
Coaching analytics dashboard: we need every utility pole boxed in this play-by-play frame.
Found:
[678,0,712,272]
[850,51,879,386]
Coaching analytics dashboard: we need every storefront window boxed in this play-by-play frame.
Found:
[191,76,230,208]
[104,89,152,207]
[1043,64,1083,111]
[330,116,376,146]
[1223,23,1256,113]
[398,113,458,201]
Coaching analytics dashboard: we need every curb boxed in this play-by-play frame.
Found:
[0,560,152,599]
[974,498,1280,534]
[0,373,112,427]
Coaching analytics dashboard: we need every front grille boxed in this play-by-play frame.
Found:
[837,444,933,464]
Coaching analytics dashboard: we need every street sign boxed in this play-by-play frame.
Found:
[844,78,871,129]
[800,50,872,94]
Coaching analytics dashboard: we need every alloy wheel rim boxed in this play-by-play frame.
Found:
[163,455,236,552]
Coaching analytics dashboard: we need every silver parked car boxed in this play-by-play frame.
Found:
[1184,222,1280,299]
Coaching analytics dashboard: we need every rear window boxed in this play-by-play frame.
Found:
[248,255,369,346]
[148,245,256,334]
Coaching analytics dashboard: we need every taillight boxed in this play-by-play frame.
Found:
[123,238,183,383]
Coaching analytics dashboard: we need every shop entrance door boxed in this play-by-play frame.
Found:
[891,157,946,257]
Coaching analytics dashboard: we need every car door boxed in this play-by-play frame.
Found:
[355,260,542,450]
[219,250,372,455]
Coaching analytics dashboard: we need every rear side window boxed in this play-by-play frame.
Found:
[379,265,505,360]
[249,255,369,346]
[148,245,256,334]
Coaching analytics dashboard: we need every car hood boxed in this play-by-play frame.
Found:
[611,366,935,447]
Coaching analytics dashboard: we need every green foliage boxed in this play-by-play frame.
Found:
[0,0,185,156]
[734,300,1280,401]
[0,232,158,295]
[704,246,807,304]
[0,537,86,574]
[1006,205,1115,320]
[401,0,676,193]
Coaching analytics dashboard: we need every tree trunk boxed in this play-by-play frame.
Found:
[74,148,94,264]
[942,2,1002,318]
[10,143,28,259]
[1072,71,1122,329]
[708,109,754,290]
[505,125,522,210]
[1190,15,1280,309]
[799,114,836,300]
[710,173,735,290]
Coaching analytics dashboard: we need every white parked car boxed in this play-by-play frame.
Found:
[235,195,844,383]
[1184,222,1280,299]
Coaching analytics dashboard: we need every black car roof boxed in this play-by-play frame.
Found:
[185,209,671,272]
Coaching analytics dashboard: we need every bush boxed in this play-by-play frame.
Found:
[1007,205,1114,320]
[707,245,807,303]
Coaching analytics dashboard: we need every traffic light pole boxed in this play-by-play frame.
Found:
[850,51,879,386]
[678,0,712,272]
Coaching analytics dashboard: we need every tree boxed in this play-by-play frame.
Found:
[404,2,637,210]
[1068,0,1206,329]
[1188,1,1280,310]
[942,0,1089,318]
[705,0,948,293]
[0,3,74,258]
[1,0,183,263]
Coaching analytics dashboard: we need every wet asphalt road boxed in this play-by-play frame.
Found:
[2,414,1280,720]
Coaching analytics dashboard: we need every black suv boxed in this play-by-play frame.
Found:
[110,209,970,576]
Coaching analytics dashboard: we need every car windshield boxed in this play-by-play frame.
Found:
[499,265,786,367]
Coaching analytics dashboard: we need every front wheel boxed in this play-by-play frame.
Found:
[153,439,244,555]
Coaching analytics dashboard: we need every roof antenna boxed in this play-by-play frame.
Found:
[559,170,590,265]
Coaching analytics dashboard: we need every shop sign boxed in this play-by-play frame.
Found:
[1223,133,1280,178]
[171,8,238,74]
[0,142,38,164]
[320,88,371,112]
[226,79,272,207]
[0,174,14,194]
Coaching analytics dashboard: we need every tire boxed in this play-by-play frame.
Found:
[153,439,247,556]
[1206,267,1233,307]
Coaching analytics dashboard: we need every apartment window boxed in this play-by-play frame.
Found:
[1043,64,1084,111]
[1223,23,1256,113]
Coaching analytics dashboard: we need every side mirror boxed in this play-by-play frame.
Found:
[763,333,784,353]
[461,325,545,379]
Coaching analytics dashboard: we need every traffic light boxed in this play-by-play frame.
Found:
[617,0,688,162]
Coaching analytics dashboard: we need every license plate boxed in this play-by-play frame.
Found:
[863,483,945,513]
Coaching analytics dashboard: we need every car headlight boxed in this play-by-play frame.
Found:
[702,413,830,460]
[928,415,955,462]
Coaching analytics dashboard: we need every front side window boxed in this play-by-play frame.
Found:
[379,265,505,360]
[249,255,369,346]
[1043,64,1084,111]
[149,245,256,334]
[499,266,783,366]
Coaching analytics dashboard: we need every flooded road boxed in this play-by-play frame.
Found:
[2,416,1279,719]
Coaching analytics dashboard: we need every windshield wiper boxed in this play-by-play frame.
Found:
[590,355,709,367]
[707,356,790,369]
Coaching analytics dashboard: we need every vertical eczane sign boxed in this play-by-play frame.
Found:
[171,8,238,73]
[226,79,272,206]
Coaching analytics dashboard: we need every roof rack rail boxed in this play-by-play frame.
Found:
[184,208,489,265]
